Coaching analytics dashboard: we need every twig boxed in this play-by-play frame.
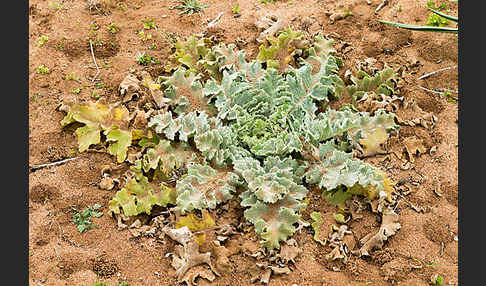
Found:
[418,86,459,101]
[436,88,459,94]
[89,40,101,82]
[207,12,223,28]
[418,65,457,80]
[29,157,79,172]
[375,0,389,13]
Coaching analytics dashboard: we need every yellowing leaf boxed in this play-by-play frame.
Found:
[106,127,132,163]
[348,170,394,202]
[60,102,133,162]
[359,127,388,156]
[175,211,216,245]
[176,211,215,231]
[108,167,177,217]
[310,212,325,246]
[332,213,349,224]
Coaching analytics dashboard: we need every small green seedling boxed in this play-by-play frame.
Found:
[435,275,444,285]
[96,82,107,89]
[426,263,442,267]
[71,203,103,233]
[37,35,48,47]
[397,5,402,12]
[344,8,353,17]
[138,30,153,42]
[426,12,449,27]
[71,88,81,95]
[232,3,240,14]
[427,1,447,10]
[142,17,157,30]
[91,90,100,99]
[37,65,50,74]
[174,0,209,15]
[31,93,42,102]
[101,61,110,68]
[107,23,119,34]
[50,1,63,10]
[136,52,153,66]
[261,0,276,4]
[65,72,81,81]
[94,281,108,286]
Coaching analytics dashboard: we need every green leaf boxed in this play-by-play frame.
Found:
[109,164,177,216]
[322,188,353,206]
[310,211,325,245]
[332,213,348,223]
[257,27,308,72]
[175,163,241,214]
[106,127,132,163]
[244,195,306,250]
[142,140,194,174]
[160,67,216,116]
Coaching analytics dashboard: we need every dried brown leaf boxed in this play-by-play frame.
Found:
[171,241,220,281]
[359,209,401,256]
[402,136,427,163]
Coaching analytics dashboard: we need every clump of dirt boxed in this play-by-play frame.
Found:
[53,38,88,59]
[371,248,395,266]
[29,184,60,203]
[360,26,412,57]
[91,254,119,277]
[416,34,458,63]
[56,252,89,279]
[423,217,454,245]
[380,257,412,283]
[443,183,458,207]
[416,95,445,115]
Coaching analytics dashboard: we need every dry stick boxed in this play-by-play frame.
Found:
[207,12,223,28]
[436,88,459,94]
[29,157,79,172]
[375,0,389,13]
[418,65,457,80]
[89,40,101,82]
[418,85,459,101]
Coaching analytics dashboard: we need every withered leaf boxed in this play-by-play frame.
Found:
[359,209,401,256]
[171,241,220,281]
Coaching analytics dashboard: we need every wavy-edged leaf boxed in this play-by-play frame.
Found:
[166,35,214,74]
[142,139,195,174]
[234,156,308,204]
[109,169,177,216]
[305,144,385,194]
[160,67,216,116]
[310,211,325,245]
[175,210,216,245]
[148,111,212,142]
[257,27,308,72]
[60,101,133,162]
[175,163,241,214]
[334,67,399,101]
[243,193,306,250]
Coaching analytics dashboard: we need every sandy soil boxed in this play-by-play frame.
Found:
[29,0,458,285]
